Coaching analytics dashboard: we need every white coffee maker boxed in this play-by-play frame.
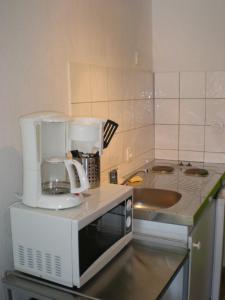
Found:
[20,112,90,210]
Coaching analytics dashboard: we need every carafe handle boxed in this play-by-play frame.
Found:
[64,159,90,194]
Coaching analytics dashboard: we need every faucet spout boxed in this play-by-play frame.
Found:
[121,168,148,185]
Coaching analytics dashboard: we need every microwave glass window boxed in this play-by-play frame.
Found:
[79,201,128,275]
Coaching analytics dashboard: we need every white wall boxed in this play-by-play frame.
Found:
[0,1,71,297]
[152,0,225,72]
[0,0,153,297]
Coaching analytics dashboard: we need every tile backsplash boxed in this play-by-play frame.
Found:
[69,62,154,180]
[154,71,225,163]
[70,65,225,172]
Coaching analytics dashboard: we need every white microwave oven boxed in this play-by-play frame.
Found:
[10,184,133,288]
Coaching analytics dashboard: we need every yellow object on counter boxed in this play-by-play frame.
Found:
[128,175,143,184]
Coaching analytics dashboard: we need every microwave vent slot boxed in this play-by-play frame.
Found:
[45,253,52,274]
[18,245,25,266]
[16,245,62,278]
[36,250,43,272]
[54,256,62,277]
[27,248,34,269]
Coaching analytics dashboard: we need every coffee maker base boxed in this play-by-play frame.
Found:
[23,194,83,210]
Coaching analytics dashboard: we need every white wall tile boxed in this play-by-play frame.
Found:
[180,99,205,125]
[134,70,153,100]
[101,147,110,171]
[155,149,178,160]
[100,170,109,184]
[90,65,107,102]
[135,126,154,156]
[134,100,153,127]
[206,72,225,98]
[107,67,123,100]
[145,125,155,150]
[118,150,154,180]
[122,131,136,162]
[179,151,204,162]
[146,99,154,125]
[155,99,179,124]
[134,70,147,99]
[179,125,204,151]
[71,103,92,117]
[154,72,179,98]
[123,69,135,100]
[180,72,205,98]
[145,71,154,99]
[205,126,225,152]
[70,63,91,102]
[134,128,146,156]
[92,101,108,118]
[155,125,178,149]
[138,150,155,165]
[109,101,124,132]
[204,152,225,164]
[108,133,123,167]
[123,101,134,130]
[206,99,225,125]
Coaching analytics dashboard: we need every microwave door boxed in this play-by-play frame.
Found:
[78,201,126,276]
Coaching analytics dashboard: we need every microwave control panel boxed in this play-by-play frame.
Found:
[125,196,133,234]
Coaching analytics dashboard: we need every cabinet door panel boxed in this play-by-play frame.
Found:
[188,201,215,300]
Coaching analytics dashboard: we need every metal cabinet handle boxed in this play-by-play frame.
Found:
[193,241,201,250]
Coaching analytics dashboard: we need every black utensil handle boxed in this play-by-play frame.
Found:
[103,119,118,148]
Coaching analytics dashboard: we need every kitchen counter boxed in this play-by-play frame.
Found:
[2,239,188,300]
[126,160,225,226]
[5,162,224,300]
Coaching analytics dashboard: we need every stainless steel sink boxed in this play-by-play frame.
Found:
[133,188,181,210]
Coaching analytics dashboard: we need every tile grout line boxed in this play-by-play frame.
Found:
[156,148,207,153]
[155,123,206,126]
[203,72,207,163]
[178,72,181,162]
[153,72,156,160]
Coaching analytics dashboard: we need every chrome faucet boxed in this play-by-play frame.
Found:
[121,168,149,185]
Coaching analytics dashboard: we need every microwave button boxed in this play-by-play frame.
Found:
[126,216,132,228]
[126,199,132,211]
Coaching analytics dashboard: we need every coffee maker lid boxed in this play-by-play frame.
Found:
[71,117,106,125]
[69,118,105,154]
[42,115,71,123]
[20,112,71,123]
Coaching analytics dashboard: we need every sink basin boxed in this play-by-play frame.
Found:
[133,188,181,209]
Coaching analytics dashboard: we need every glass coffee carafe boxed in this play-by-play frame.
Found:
[41,157,70,195]
[41,156,89,195]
